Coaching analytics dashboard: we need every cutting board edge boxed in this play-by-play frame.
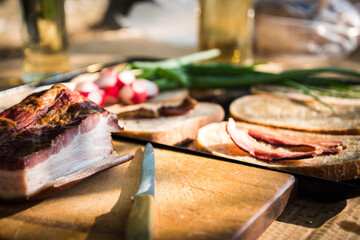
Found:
[232,175,296,240]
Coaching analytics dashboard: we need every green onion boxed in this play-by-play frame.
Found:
[297,77,360,86]
[130,49,221,70]
[302,85,360,98]
[135,68,157,79]
[125,49,360,110]
[188,67,360,88]
[283,80,335,112]
[152,78,181,90]
[189,73,274,88]
[185,62,263,75]
[157,68,190,87]
[328,83,360,94]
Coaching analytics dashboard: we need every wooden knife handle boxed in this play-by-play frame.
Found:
[126,194,154,240]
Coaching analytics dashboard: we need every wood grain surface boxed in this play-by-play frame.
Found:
[259,196,360,240]
[0,140,295,240]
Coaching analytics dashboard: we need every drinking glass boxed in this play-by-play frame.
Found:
[197,0,254,64]
[18,0,70,83]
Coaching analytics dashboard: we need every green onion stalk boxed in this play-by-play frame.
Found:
[128,49,360,109]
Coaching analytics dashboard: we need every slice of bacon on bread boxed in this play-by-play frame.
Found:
[107,89,225,145]
[196,120,360,181]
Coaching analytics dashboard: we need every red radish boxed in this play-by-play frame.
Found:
[105,84,121,100]
[137,78,159,98]
[95,68,122,103]
[75,81,106,106]
[119,79,148,104]
[86,89,106,106]
[117,70,136,88]
[95,68,118,88]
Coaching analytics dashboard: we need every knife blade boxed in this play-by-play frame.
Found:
[126,143,155,240]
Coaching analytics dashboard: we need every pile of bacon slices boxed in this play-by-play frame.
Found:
[226,118,342,161]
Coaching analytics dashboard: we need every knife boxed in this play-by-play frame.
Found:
[126,143,155,240]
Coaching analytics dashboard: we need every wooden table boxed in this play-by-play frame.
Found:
[0,35,360,239]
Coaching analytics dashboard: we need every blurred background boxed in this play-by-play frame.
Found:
[0,0,197,57]
[2,0,360,80]
[0,0,198,80]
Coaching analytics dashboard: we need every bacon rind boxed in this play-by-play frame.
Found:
[248,129,342,154]
[226,118,323,161]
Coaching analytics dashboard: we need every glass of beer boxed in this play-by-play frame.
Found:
[197,0,254,65]
[18,0,70,83]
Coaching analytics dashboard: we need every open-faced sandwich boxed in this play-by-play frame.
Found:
[109,95,224,145]
[0,84,133,200]
[196,118,360,181]
[196,82,360,181]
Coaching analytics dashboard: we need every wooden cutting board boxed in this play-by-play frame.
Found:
[0,140,295,240]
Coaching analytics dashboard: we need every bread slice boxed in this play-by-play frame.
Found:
[229,94,360,134]
[113,102,224,145]
[196,121,360,181]
[251,84,360,106]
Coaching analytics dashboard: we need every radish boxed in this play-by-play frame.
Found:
[75,81,99,93]
[118,79,148,104]
[137,78,159,98]
[75,81,106,106]
[95,68,118,88]
[96,68,126,103]
[117,70,135,88]
[105,84,121,102]
[86,89,106,106]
